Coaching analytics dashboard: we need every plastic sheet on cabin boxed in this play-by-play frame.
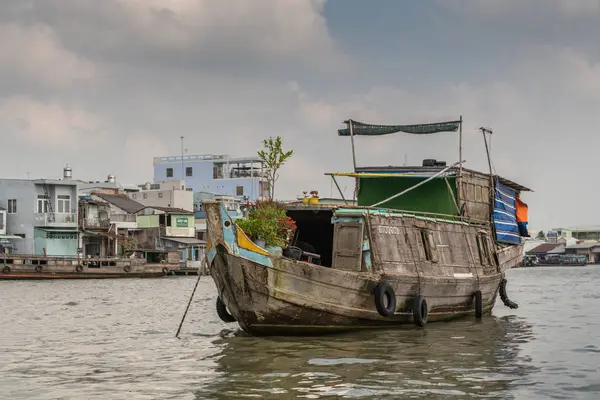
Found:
[493,181,521,244]
[357,176,458,215]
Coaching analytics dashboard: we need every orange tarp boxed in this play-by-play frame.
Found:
[516,198,528,223]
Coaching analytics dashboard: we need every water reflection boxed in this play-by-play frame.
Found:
[197,316,536,399]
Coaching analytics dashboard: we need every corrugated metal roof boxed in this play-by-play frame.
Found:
[527,243,563,254]
[140,206,194,214]
[93,192,144,213]
[565,242,600,249]
[354,166,532,192]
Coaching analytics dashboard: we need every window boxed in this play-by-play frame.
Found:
[57,195,71,213]
[166,168,173,178]
[476,234,491,265]
[419,229,438,262]
[7,199,17,214]
[36,195,49,213]
[158,192,163,198]
[236,185,244,196]
[186,167,193,177]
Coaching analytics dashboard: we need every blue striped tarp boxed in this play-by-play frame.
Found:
[493,181,521,244]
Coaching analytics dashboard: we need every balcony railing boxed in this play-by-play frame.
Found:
[35,213,78,226]
[110,214,136,223]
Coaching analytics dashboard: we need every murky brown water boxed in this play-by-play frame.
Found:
[1,267,599,399]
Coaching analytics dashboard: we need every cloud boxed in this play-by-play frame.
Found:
[0,23,96,89]
[0,96,104,150]
[12,0,346,75]
[439,0,600,19]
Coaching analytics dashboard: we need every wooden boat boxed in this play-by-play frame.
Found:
[204,118,531,335]
[0,254,174,279]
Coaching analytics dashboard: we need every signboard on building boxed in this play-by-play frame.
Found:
[176,217,189,227]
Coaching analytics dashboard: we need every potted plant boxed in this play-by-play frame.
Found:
[309,190,319,205]
[236,200,297,253]
[302,190,310,205]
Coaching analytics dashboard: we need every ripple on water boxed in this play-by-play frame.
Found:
[1,268,600,399]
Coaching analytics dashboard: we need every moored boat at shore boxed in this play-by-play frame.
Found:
[204,118,531,335]
[0,254,174,279]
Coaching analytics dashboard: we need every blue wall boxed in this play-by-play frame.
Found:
[153,159,264,202]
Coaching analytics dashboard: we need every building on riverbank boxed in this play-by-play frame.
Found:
[153,154,269,202]
[127,180,194,212]
[0,176,79,256]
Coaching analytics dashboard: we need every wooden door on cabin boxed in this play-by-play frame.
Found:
[332,222,364,271]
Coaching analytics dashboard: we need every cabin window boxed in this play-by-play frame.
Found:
[236,186,244,196]
[8,199,17,214]
[186,167,193,177]
[476,234,491,265]
[419,229,438,262]
[166,168,173,178]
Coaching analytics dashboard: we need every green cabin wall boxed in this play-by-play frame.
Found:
[357,177,458,215]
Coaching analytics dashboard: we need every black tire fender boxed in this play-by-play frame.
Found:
[124,265,131,273]
[474,290,483,319]
[2,266,10,274]
[75,265,83,272]
[35,265,43,273]
[216,296,236,323]
[162,267,170,275]
[374,281,397,317]
[412,295,428,327]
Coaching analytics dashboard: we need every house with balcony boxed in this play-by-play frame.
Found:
[0,178,79,256]
[136,206,204,267]
[79,192,143,257]
[153,154,269,202]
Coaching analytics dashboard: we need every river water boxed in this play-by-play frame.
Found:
[0,267,599,399]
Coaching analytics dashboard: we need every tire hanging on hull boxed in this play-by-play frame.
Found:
[374,282,397,317]
[412,295,428,327]
[474,290,483,319]
[499,278,519,309]
[216,296,236,323]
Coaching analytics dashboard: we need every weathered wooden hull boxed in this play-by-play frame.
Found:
[211,249,502,335]
[204,201,522,336]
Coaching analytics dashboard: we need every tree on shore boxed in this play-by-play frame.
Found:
[536,230,547,241]
[257,136,293,200]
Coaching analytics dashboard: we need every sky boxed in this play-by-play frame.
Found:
[1,0,600,231]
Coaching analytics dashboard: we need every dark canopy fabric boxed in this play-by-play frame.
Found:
[338,120,460,136]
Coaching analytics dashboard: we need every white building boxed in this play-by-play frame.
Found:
[127,180,194,212]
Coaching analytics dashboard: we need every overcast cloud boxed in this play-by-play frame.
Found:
[1,0,600,230]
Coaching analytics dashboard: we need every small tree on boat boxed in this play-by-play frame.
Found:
[236,200,296,247]
[257,136,293,200]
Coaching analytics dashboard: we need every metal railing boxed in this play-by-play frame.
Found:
[35,212,78,225]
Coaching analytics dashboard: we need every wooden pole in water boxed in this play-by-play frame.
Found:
[175,264,203,338]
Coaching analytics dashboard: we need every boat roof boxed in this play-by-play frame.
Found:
[327,165,532,192]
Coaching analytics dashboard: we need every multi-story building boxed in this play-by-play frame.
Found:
[127,180,194,211]
[152,154,269,202]
[0,176,79,256]
[551,226,600,243]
